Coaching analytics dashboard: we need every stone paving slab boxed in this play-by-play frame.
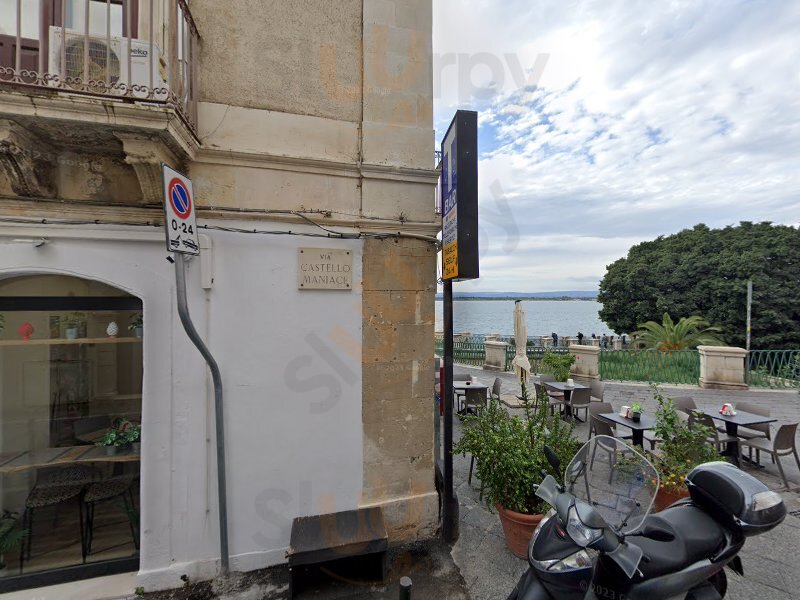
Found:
[450,365,800,599]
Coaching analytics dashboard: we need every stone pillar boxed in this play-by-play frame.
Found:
[569,344,600,384]
[613,338,623,350]
[483,340,508,371]
[698,346,748,390]
[590,338,600,347]
[540,335,553,348]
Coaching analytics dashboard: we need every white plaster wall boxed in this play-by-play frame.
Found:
[0,222,363,590]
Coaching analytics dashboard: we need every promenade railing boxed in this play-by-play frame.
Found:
[434,338,485,367]
[748,350,800,388]
[504,344,571,372]
[599,349,700,385]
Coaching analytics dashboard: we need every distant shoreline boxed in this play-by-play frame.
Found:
[434,296,597,302]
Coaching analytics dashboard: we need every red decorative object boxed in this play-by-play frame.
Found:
[18,322,34,341]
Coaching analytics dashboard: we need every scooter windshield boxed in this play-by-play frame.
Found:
[563,435,659,535]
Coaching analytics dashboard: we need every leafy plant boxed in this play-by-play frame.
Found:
[647,386,719,493]
[634,313,724,350]
[63,311,87,329]
[96,417,140,447]
[128,313,143,332]
[96,430,123,447]
[454,382,580,515]
[125,423,141,444]
[0,511,27,566]
[541,351,576,382]
[630,402,643,414]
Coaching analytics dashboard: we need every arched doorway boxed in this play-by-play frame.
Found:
[0,274,142,582]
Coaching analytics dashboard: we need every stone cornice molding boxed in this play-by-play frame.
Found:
[0,119,57,198]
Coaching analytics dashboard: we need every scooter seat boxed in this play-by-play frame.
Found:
[629,504,725,579]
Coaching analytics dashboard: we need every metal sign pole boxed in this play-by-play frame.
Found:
[441,278,458,543]
[746,279,752,351]
[173,252,230,575]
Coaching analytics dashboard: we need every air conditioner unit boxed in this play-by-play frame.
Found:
[48,26,167,98]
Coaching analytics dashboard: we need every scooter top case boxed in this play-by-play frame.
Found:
[686,461,786,536]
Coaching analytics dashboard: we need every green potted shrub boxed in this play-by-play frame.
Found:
[455,382,581,557]
[648,387,719,511]
[126,423,142,453]
[63,312,86,339]
[96,429,124,455]
[630,402,643,422]
[128,313,143,338]
[541,351,576,382]
[0,511,27,576]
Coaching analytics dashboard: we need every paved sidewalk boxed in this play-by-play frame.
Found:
[450,365,800,599]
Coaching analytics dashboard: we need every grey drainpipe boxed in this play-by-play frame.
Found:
[173,252,230,575]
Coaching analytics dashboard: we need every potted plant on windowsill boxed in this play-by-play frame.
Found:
[64,312,86,340]
[128,313,143,339]
[126,423,141,453]
[0,511,27,576]
[96,429,124,455]
[648,387,719,511]
[455,382,581,557]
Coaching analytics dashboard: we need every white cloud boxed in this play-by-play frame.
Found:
[433,0,800,292]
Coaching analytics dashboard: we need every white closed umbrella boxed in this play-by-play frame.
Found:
[511,301,531,383]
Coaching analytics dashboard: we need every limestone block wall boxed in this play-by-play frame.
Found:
[361,238,437,541]
[569,344,600,384]
[192,0,363,122]
[698,345,748,390]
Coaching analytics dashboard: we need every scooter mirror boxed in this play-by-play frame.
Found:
[544,445,560,472]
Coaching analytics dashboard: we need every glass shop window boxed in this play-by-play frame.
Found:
[0,275,142,580]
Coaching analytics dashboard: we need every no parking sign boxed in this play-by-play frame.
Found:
[162,164,200,255]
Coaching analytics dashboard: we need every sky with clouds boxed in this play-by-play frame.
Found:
[432,0,800,292]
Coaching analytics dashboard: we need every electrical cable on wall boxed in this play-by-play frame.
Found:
[0,216,441,247]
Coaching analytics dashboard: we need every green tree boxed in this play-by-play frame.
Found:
[598,222,800,349]
[634,313,723,350]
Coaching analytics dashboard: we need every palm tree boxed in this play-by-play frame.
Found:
[634,313,724,350]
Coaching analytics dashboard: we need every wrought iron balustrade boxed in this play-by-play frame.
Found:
[0,0,198,131]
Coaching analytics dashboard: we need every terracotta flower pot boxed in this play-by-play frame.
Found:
[654,486,690,512]
[496,503,544,558]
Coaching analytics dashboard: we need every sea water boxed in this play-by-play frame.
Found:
[434,300,618,337]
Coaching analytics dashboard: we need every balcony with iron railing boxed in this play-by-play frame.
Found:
[0,0,200,205]
[0,0,198,130]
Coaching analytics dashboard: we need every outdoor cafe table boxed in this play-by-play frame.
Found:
[453,380,488,413]
[598,412,657,448]
[544,381,589,420]
[705,410,777,466]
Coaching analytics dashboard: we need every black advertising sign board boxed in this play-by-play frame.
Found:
[441,110,479,281]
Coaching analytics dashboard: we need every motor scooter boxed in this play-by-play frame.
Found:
[507,436,786,599]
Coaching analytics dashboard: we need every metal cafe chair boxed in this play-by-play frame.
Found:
[689,412,739,454]
[739,423,800,490]
[82,476,139,557]
[568,387,592,422]
[732,402,772,465]
[20,465,101,572]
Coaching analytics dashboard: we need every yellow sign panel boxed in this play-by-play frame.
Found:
[443,240,458,279]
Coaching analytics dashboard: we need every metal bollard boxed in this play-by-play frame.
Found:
[399,576,412,599]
